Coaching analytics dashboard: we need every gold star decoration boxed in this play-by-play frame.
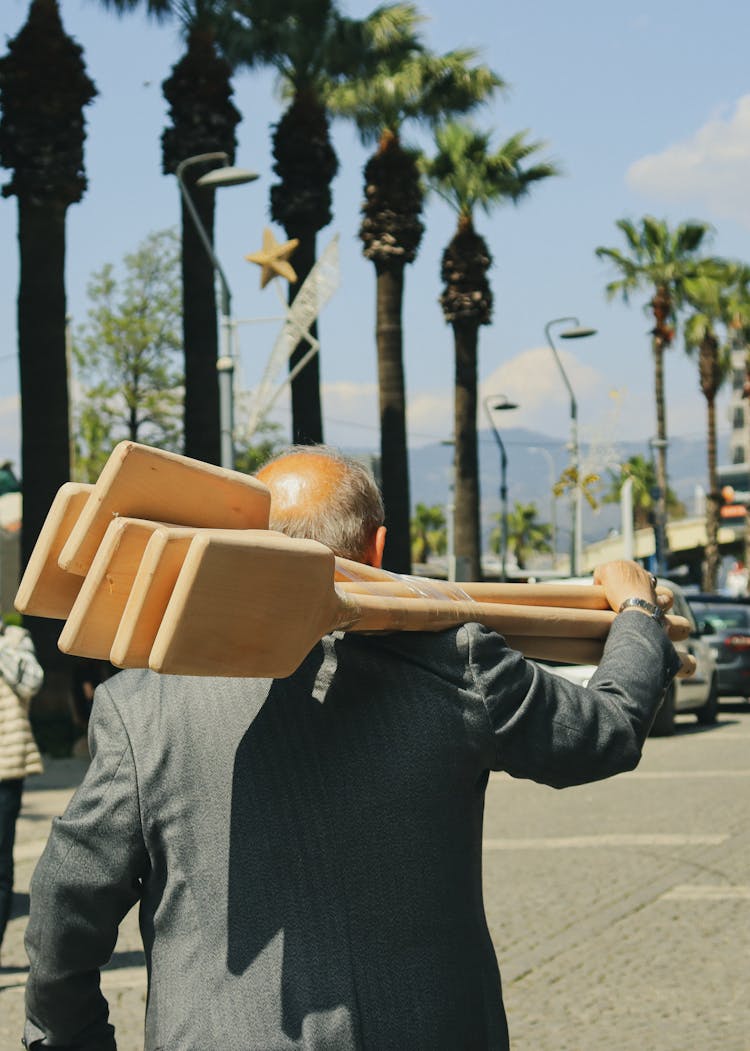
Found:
[245,227,299,289]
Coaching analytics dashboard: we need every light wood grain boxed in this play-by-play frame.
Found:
[146,530,691,678]
[14,483,92,618]
[58,441,271,576]
[58,517,166,660]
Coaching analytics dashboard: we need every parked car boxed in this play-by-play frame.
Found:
[685,594,750,700]
[537,577,718,736]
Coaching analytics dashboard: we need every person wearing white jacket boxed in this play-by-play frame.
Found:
[0,622,43,962]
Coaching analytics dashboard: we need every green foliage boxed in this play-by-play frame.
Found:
[602,455,685,527]
[595,216,716,336]
[234,418,286,475]
[490,501,552,570]
[326,3,503,144]
[410,502,447,563]
[71,229,184,482]
[553,465,602,510]
[421,121,558,223]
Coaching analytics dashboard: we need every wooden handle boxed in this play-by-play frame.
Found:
[333,590,690,643]
[337,576,674,611]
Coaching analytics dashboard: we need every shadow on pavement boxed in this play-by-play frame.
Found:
[10,893,29,921]
[104,950,146,971]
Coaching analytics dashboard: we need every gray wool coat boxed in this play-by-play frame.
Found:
[24,614,680,1051]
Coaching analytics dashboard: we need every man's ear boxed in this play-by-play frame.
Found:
[367,526,387,568]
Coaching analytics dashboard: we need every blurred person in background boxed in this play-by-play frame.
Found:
[0,616,43,966]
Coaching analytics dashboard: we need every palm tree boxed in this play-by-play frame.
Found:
[683,270,734,590]
[99,0,241,465]
[490,501,551,571]
[595,217,714,570]
[602,455,684,530]
[410,502,446,564]
[327,7,501,572]
[422,121,557,579]
[0,0,96,678]
[226,0,378,445]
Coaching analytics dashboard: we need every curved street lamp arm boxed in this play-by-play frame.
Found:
[483,396,507,473]
[176,152,233,317]
[544,316,579,421]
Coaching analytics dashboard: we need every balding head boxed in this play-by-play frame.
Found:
[256,445,385,563]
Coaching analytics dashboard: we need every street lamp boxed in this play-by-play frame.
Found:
[175,152,259,468]
[544,317,597,576]
[648,436,669,575]
[484,395,519,582]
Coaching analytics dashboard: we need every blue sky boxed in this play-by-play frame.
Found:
[2,0,750,472]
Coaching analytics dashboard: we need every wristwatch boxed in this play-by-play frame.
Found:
[617,596,665,624]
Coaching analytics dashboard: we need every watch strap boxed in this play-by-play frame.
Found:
[617,596,665,623]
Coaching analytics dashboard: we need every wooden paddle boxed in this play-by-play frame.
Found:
[141,530,690,679]
[15,482,93,619]
[57,440,271,576]
[57,516,169,660]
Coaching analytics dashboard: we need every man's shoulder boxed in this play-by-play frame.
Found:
[338,622,507,684]
[98,668,271,736]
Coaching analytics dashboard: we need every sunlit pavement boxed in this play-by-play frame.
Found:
[2,709,749,1050]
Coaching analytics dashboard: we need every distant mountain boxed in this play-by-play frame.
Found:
[346,426,729,552]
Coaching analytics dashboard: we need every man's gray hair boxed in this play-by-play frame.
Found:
[259,445,385,561]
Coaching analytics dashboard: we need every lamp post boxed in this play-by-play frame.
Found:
[544,317,597,576]
[484,395,519,582]
[175,152,259,468]
[648,436,669,575]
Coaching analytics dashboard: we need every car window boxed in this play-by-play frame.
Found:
[689,604,750,631]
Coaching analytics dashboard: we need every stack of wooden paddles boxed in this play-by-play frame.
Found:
[15,442,694,679]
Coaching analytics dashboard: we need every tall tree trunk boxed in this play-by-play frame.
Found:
[287,230,323,445]
[18,198,71,679]
[375,262,411,573]
[181,175,220,464]
[453,318,481,580]
[703,395,720,591]
[652,336,669,573]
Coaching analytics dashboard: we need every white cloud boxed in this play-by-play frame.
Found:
[627,95,750,227]
[479,346,604,436]
[0,395,20,468]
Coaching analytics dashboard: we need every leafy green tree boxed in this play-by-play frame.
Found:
[602,455,685,530]
[410,502,447,564]
[595,217,714,568]
[327,5,501,572]
[72,230,184,482]
[234,418,285,475]
[99,0,241,466]
[683,269,735,590]
[422,121,557,579]
[0,0,96,677]
[490,501,551,571]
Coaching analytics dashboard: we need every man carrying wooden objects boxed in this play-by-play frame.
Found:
[24,445,681,1051]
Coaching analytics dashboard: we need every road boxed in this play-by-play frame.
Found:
[2,707,749,1050]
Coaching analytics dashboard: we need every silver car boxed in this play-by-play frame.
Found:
[537,577,718,736]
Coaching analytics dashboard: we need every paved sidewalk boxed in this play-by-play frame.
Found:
[2,711,749,1050]
[0,758,148,1051]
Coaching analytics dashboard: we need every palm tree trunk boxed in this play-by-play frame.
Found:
[652,335,669,572]
[288,231,323,445]
[18,197,70,677]
[703,395,720,591]
[375,262,411,573]
[181,178,220,464]
[453,318,482,580]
